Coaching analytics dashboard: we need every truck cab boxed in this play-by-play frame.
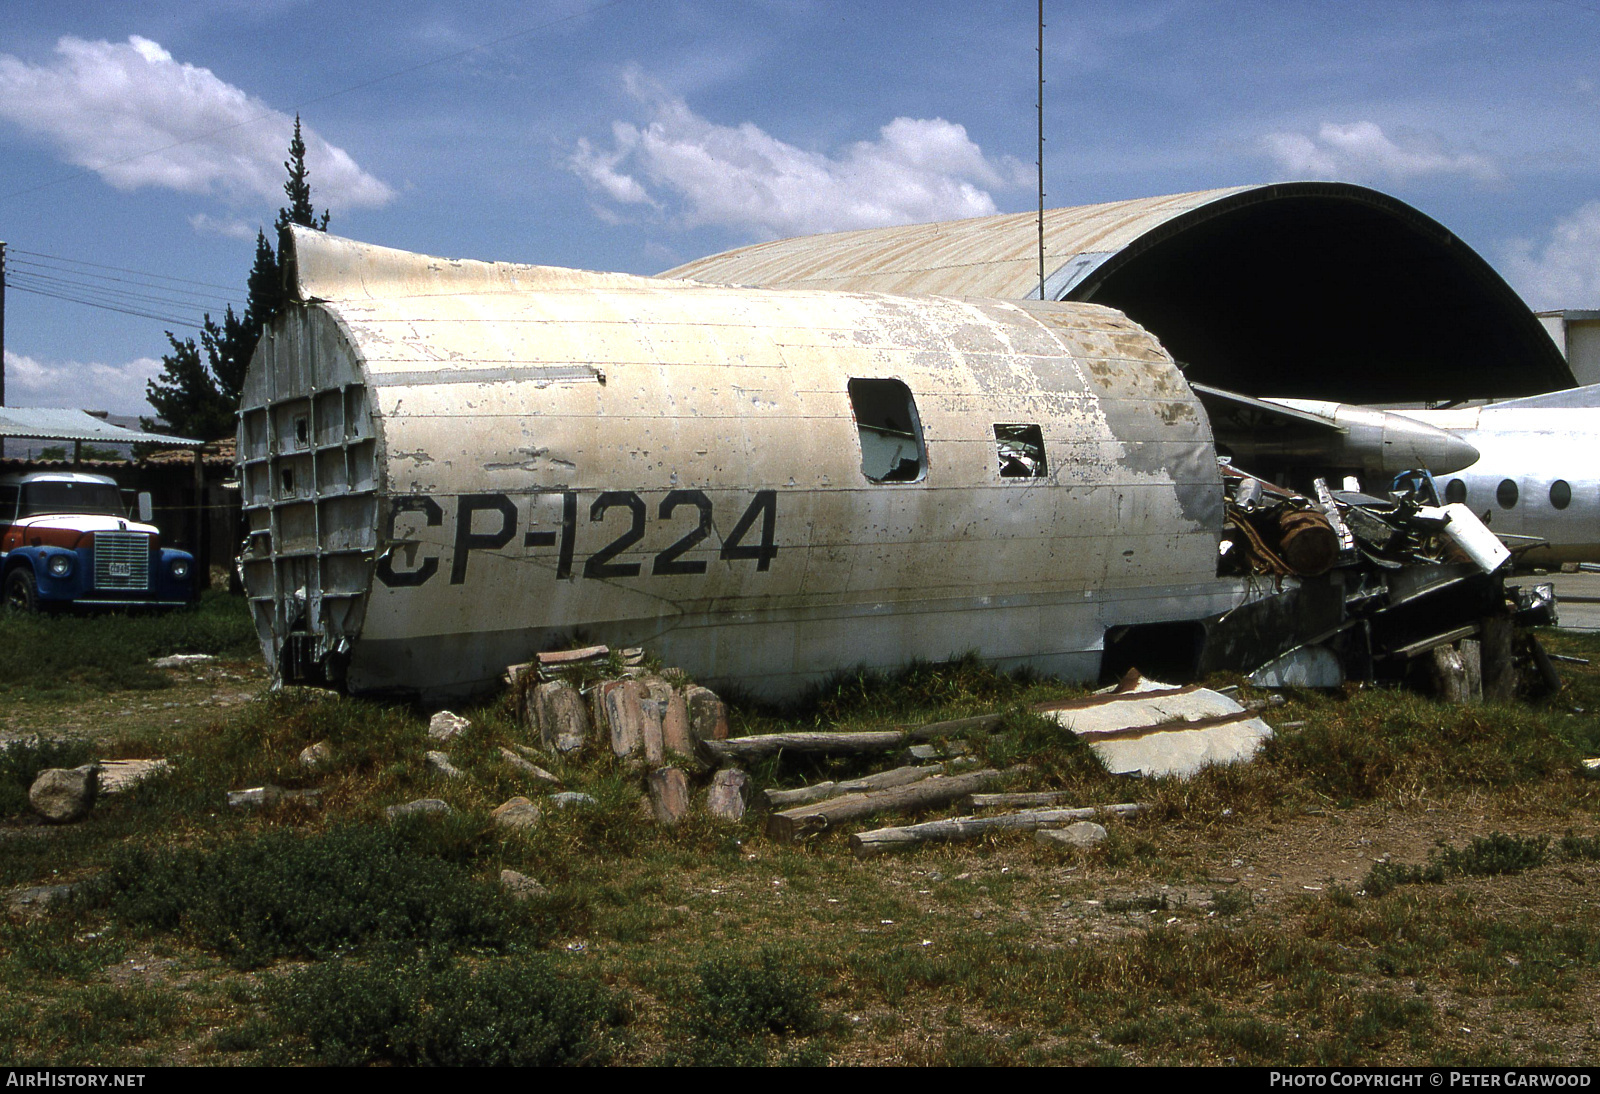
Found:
[0,471,196,611]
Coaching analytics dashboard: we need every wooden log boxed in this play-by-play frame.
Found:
[704,712,1005,762]
[965,790,1072,810]
[765,767,1009,843]
[1481,612,1516,702]
[850,802,1147,857]
[762,763,944,809]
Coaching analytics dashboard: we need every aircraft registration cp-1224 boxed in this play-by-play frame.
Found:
[234,228,1517,700]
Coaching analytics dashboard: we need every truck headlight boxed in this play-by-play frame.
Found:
[169,558,190,580]
[47,555,72,578]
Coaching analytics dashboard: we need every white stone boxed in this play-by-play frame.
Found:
[97,758,170,794]
[500,869,550,901]
[1036,821,1108,848]
[548,791,597,809]
[386,798,452,821]
[428,710,471,742]
[29,766,98,823]
[492,796,543,830]
[297,740,333,770]
[425,751,464,779]
[499,748,560,784]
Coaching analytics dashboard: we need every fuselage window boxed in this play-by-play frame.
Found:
[848,378,926,483]
[1444,478,1466,505]
[1550,479,1572,510]
[1496,478,1519,509]
[994,424,1048,478]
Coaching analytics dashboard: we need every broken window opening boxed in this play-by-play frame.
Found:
[994,423,1048,479]
[848,378,926,483]
[1444,478,1467,505]
[1496,478,1519,510]
[1550,479,1572,511]
[294,416,310,446]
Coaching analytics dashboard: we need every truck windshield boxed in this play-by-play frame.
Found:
[18,482,126,518]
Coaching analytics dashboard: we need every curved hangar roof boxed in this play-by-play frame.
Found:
[661,182,1572,404]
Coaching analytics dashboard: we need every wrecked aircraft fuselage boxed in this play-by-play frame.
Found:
[238,229,1246,699]
[237,229,1527,702]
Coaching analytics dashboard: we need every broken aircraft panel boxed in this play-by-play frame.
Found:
[237,228,1254,700]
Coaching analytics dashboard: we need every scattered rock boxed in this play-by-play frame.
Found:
[548,791,597,809]
[491,796,543,830]
[648,766,690,825]
[1035,821,1108,849]
[706,767,750,821]
[226,785,324,810]
[532,681,590,753]
[425,751,465,779]
[386,798,452,821]
[684,685,729,742]
[500,869,550,901]
[298,740,333,770]
[428,710,470,742]
[499,747,560,784]
[152,653,215,669]
[29,765,99,823]
[640,679,673,764]
[97,758,170,794]
[7,883,78,916]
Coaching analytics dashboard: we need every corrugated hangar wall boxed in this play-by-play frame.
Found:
[662,182,1573,406]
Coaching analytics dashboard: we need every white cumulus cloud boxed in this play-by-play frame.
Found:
[568,72,1028,238]
[2,350,164,418]
[1503,202,1600,311]
[1261,121,1498,184]
[188,213,257,240]
[0,35,394,210]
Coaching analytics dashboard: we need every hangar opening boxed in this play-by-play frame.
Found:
[661,182,1573,405]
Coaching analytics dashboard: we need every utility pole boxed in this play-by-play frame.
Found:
[1036,1,1047,301]
[1,240,7,407]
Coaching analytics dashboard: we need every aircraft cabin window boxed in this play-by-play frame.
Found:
[1497,478,1519,509]
[994,424,1048,478]
[1551,480,1572,510]
[1444,479,1467,505]
[848,378,926,483]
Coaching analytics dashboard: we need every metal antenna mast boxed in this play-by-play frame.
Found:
[1036,0,1046,300]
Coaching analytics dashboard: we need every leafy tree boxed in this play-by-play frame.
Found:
[145,116,328,441]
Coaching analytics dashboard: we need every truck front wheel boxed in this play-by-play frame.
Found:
[5,568,38,613]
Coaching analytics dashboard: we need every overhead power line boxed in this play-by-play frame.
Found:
[7,280,204,329]
[10,248,237,292]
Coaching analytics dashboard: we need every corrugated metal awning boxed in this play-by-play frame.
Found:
[0,407,200,446]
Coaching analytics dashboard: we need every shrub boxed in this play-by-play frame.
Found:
[271,955,625,1066]
[94,824,530,966]
[1363,833,1550,896]
[665,950,826,1066]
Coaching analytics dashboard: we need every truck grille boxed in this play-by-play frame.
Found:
[93,532,150,591]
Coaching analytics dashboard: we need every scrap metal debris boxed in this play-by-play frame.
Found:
[1038,673,1275,779]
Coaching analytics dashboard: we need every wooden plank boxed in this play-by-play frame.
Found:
[765,767,1010,843]
[705,711,1006,762]
[763,763,943,809]
[851,802,1147,857]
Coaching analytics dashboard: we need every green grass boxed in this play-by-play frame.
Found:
[0,588,257,697]
[6,605,1600,1064]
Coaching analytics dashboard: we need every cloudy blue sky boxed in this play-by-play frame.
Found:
[3,0,1600,416]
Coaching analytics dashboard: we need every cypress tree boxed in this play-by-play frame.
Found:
[146,118,329,439]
